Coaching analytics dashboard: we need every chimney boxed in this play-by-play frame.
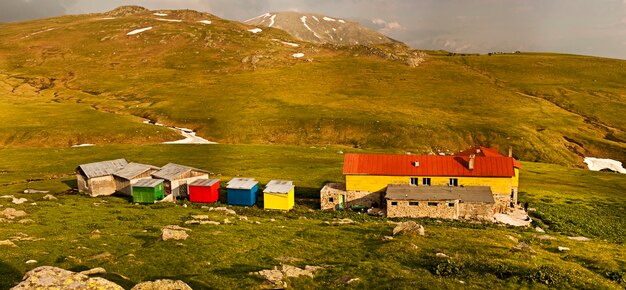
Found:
[508,147,513,158]
[468,154,475,170]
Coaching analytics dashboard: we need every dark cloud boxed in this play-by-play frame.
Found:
[1,0,625,59]
[0,0,77,22]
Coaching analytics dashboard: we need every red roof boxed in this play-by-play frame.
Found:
[455,146,522,169]
[343,154,516,177]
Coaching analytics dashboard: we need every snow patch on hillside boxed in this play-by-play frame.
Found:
[245,12,270,22]
[143,119,217,145]
[338,19,346,23]
[153,13,168,16]
[323,17,336,22]
[71,144,94,148]
[268,14,276,27]
[98,17,116,20]
[156,18,182,22]
[22,28,55,39]
[292,53,305,58]
[127,27,152,35]
[583,157,626,173]
[248,28,263,33]
[312,16,319,22]
[300,16,321,39]
[198,20,212,25]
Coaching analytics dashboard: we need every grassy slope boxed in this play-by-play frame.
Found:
[0,144,624,289]
[0,12,623,166]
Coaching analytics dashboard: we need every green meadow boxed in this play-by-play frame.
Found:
[0,144,624,289]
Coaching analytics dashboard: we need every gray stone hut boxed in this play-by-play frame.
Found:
[385,184,495,221]
[112,162,161,196]
[151,163,209,198]
[76,159,128,197]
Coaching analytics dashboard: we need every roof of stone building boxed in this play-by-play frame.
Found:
[385,184,494,203]
[151,163,208,180]
[77,159,128,178]
[113,162,160,180]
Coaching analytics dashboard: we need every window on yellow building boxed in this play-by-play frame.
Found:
[329,197,334,203]
[427,202,438,206]
[391,201,398,206]
[448,202,455,207]
[449,178,458,186]
[410,177,419,185]
[422,178,431,185]
[409,202,419,206]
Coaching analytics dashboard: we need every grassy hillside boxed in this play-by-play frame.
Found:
[0,9,624,166]
[0,144,624,289]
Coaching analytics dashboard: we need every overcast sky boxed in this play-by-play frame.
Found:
[2,0,625,59]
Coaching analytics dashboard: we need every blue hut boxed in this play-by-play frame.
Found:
[226,178,258,206]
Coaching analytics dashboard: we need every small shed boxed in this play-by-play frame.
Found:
[76,159,128,197]
[226,178,258,206]
[112,162,160,196]
[151,163,209,198]
[132,179,165,203]
[188,179,221,203]
[263,180,295,210]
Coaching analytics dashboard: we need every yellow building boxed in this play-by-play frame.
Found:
[339,147,521,212]
[263,180,295,210]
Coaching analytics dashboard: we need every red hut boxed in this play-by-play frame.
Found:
[188,178,220,203]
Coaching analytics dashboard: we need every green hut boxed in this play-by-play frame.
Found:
[132,179,165,203]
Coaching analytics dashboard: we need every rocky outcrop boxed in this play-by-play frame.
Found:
[392,221,425,236]
[11,266,123,290]
[131,279,192,290]
[105,6,150,17]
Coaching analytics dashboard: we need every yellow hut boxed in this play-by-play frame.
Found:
[263,180,295,210]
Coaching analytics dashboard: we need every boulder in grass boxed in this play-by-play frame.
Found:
[392,221,425,236]
[10,266,123,290]
[131,279,192,290]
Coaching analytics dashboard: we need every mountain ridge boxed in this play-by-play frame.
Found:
[245,11,397,46]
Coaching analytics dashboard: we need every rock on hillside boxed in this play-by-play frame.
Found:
[105,5,150,17]
[245,11,395,45]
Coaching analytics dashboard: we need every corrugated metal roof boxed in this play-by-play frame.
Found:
[227,178,258,190]
[133,179,164,188]
[189,178,220,187]
[113,162,160,180]
[77,159,128,178]
[455,146,522,169]
[343,154,515,177]
[263,180,294,194]
[385,184,494,203]
[151,163,209,180]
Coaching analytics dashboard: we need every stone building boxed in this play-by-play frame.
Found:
[385,184,495,220]
[76,159,128,197]
[320,183,383,210]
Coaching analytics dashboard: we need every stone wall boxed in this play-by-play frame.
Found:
[458,202,495,221]
[320,183,382,210]
[386,200,458,219]
[76,174,89,194]
[87,175,116,197]
[493,194,511,213]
